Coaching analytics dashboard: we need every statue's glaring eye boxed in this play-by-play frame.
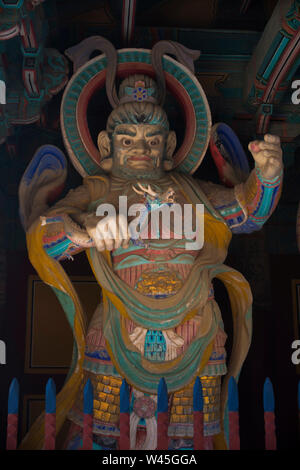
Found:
[123,138,133,147]
[149,138,160,146]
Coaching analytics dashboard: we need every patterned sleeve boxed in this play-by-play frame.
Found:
[200,167,283,234]
[42,184,91,261]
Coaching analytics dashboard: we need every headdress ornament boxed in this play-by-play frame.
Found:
[121,81,157,104]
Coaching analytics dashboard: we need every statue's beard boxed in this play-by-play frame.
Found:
[112,159,164,180]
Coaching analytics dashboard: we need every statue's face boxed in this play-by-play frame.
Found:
[111,124,167,178]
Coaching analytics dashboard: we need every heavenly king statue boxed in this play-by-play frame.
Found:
[18,38,283,450]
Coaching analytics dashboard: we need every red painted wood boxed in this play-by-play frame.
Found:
[157,412,169,450]
[229,411,240,450]
[264,411,277,450]
[193,410,204,450]
[44,413,56,450]
[119,412,130,450]
[82,414,93,450]
[6,414,18,450]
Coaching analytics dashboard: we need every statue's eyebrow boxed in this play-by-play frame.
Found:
[145,129,164,137]
[115,127,137,137]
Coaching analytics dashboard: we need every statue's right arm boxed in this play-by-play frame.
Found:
[40,181,99,261]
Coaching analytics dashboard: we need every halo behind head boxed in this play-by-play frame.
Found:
[61,44,211,177]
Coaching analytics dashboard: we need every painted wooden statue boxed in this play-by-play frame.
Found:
[18,38,283,450]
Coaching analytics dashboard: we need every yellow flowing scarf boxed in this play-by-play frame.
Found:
[19,220,87,450]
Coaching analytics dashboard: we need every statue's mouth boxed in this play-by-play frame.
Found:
[128,155,152,162]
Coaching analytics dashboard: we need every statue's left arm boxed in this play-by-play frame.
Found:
[200,134,283,233]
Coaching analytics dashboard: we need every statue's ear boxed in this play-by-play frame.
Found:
[97,131,113,171]
[163,131,176,171]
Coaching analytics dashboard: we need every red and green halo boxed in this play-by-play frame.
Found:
[61,48,211,176]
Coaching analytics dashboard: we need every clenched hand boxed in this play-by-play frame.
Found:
[248,134,283,180]
[85,213,130,252]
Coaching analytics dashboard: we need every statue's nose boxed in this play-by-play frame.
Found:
[133,139,150,153]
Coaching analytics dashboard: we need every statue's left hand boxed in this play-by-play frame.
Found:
[248,134,283,180]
